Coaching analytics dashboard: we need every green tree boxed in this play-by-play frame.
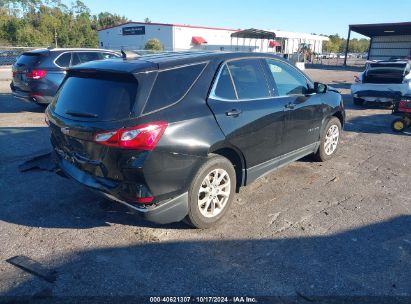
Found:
[144,38,163,51]
[0,0,111,47]
[96,12,128,30]
[322,33,369,54]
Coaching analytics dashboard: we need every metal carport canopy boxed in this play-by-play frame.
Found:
[344,21,411,65]
[231,28,276,40]
[349,22,411,37]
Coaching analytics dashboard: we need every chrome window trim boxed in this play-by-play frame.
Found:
[53,50,120,68]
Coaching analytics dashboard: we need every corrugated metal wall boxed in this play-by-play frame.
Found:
[369,35,411,60]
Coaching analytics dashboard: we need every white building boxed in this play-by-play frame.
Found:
[98,21,329,54]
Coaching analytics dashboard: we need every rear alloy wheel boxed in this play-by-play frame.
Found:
[314,117,342,162]
[185,155,236,228]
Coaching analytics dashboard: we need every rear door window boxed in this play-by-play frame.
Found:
[52,74,138,121]
[102,52,121,59]
[76,52,101,63]
[71,53,81,66]
[227,59,270,99]
[143,63,206,114]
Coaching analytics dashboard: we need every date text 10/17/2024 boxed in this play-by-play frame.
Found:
[149,297,258,303]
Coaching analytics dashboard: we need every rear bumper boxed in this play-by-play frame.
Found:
[351,83,410,102]
[10,82,52,104]
[58,158,189,224]
[96,191,189,225]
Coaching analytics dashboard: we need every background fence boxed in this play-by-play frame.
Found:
[0,47,41,66]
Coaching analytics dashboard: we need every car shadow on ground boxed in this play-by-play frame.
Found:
[3,216,411,297]
[345,113,411,136]
[0,93,45,114]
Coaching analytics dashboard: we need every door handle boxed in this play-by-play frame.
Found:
[225,109,242,117]
[285,102,295,109]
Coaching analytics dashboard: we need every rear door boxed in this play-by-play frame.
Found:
[264,58,324,152]
[207,58,289,168]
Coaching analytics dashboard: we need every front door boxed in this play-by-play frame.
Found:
[264,58,324,152]
[207,58,289,168]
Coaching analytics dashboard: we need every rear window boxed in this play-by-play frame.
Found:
[52,74,138,121]
[143,63,206,114]
[16,53,42,66]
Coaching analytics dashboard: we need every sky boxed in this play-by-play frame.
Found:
[68,0,411,38]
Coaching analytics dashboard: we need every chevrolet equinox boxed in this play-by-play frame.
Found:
[46,52,345,228]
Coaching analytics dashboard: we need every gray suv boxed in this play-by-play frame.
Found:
[11,48,121,105]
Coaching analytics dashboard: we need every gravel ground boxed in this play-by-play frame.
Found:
[0,68,410,300]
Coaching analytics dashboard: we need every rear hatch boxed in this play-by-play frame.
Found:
[47,67,157,184]
[363,62,407,84]
[49,71,137,180]
[12,51,47,91]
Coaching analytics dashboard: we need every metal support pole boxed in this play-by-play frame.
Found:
[344,27,351,66]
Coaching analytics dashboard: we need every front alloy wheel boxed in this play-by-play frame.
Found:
[324,124,340,155]
[314,117,342,161]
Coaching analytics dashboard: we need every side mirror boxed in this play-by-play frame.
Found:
[314,82,327,94]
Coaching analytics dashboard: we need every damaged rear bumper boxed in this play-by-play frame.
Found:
[19,151,189,225]
[351,83,410,103]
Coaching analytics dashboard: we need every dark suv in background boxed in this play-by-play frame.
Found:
[11,48,121,105]
[46,52,345,228]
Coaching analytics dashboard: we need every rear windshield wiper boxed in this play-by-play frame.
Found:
[65,111,98,118]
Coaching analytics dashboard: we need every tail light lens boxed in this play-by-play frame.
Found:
[354,75,361,83]
[94,122,168,150]
[26,69,47,80]
[399,100,411,112]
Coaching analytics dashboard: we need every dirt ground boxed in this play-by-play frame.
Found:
[0,67,410,300]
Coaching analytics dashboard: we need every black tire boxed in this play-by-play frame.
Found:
[391,118,406,133]
[314,117,342,162]
[353,97,364,106]
[185,154,236,229]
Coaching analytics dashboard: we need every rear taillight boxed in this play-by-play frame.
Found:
[94,122,168,150]
[354,75,361,83]
[12,70,16,78]
[399,101,411,113]
[26,69,47,80]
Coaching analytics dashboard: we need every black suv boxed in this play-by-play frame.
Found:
[11,48,121,105]
[46,52,345,228]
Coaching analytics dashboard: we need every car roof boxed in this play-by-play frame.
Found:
[23,48,119,56]
[69,51,285,73]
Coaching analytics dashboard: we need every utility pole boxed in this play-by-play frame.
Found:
[54,28,58,48]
